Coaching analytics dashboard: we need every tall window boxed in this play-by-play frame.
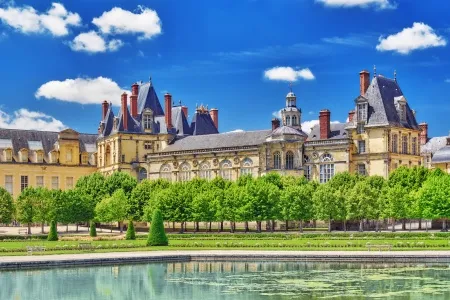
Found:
[5,175,13,194]
[412,137,417,155]
[4,149,12,162]
[66,149,72,163]
[20,176,28,191]
[357,123,365,134]
[358,141,366,154]
[240,158,253,176]
[160,164,172,182]
[273,151,281,169]
[179,163,191,182]
[402,136,408,154]
[51,176,59,190]
[20,150,28,162]
[319,154,334,183]
[143,113,153,130]
[36,176,44,188]
[305,165,311,181]
[358,164,366,176]
[199,162,212,180]
[219,160,232,180]
[357,104,367,122]
[392,134,398,153]
[285,151,294,170]
[36,152,43,163]
[285,116,291,126]
[81,153,88,165]
[66,177,74,189]
[292,116,297,126]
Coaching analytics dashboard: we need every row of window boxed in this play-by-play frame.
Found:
[391,134,418,155]
[2,149,91,164]
[4,175,73,195]
[285,116,298,126]
[273,151,295,170]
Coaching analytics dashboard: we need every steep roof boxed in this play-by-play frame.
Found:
[101,103,115,137]
[190,111,218,135]
[271,126,308,137]
[432,140,450,163]
[171,106,191,135]
[137,82,165,116]
[307,123,348,141]
[363,76,419,129]
[161,130,271,152]
[116,106,141,133]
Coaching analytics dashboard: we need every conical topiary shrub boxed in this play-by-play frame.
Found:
[90,221,97,237]
[47,220,58,241]
[147,209,168,246]
[126,220,136,240]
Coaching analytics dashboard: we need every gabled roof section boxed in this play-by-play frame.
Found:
[116,107,141,133]
[364,76,419,129]
[137,82,165,117]
[101,103,115,137]
[172,106,192,135]
[307,123,348,141]
[190,111,218,135]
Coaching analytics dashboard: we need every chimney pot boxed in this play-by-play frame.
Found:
[164,93,173,131]
[359,70,370,96]
[319,109,331,139]
[271,118,280,131]
[181,106,188,119]
[121,93,128,131]
[130,83,138,118]
[210,108,219,130]
[102,100,108,120]
[419,122,428,145]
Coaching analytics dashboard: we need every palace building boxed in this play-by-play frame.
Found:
[0,69,433,196]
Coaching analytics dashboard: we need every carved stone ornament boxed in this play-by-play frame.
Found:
[213,158,219,166]
[234,156,240,165]
[312,151,319,160]
[193,160,198,167]
[173,161,178,169]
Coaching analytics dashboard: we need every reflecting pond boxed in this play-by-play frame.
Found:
[2,261,450,299]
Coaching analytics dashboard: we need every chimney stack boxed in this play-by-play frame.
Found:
[348,110,355,123]
[130,83,139,118]
[102,100,108,120]
[359,70,370,96]
[271,118,280,131]
[319,109,331,139]
[181,106,188,119]
[419,123,428,145]
[121,93,128,131]
[164,93,173,131]
[210,108,219,130]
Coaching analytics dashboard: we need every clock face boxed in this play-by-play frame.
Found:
[312,152,319,160]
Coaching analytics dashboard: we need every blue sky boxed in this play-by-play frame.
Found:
[0,0,450,137]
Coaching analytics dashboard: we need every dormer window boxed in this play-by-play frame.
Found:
[357,103,367,122]
[143,109,154,131]
[36,151,43,163]
[395,96,407,122]
[3,149,12,162]
[19,149,28,162]
[66,149,72,163]
[49,151,58,163]
[81,153,88,165]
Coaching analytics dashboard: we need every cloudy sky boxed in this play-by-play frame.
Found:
[0,0,449,136]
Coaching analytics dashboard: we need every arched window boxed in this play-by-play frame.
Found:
[178,163,191,182]
[320,153,334,183]
[199,161,212,180]
[285,116,291,126]
[219,159,232,180]
[160,164,172,182]
[285,151,294,170]
[138,167,147,182]
[273,151,281,169]
[240,158,253,176]
[292,115,297,126]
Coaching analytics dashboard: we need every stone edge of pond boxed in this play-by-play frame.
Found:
[2,253,450,270]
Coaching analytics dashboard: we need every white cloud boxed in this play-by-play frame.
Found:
[316,0,396,9]
[227,129,245,133]
[0,108,65,131]
[92,6,162,40]
[445,79,450,83]
[0,2,81,36]
[69,31,123,53]
[272,110,282,119]
[264,67,315,82]
[301,120,340,134]
[376,23,446,54]
[35,77,128,106]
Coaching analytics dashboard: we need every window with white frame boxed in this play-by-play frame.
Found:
[357,103,367,122]
[357,123,365,134]
[160,164,172,182]
[292,115,297,126]
[412,137,417,155]
[4,149,12,162]
[358,140,366,154]
[36,176,44,188]
[402,136,408,154]
[305,165,312,181]
[51,176,59,190]
[143,112,153,131]
[319,154,334,183]
[273,151,281,169]
[5,175,13,194]
[392,134,398,153]
[240,158,253,176]
[358,164,366,175]
[36,151,43,163]
[219,160,232,180]
[285,116,291,126]
[66,177,74,189]
[20,150,28,162]
[285,151,294,170]
[199,162,212,180]
[178,163,191,182]
[20,175,28,191]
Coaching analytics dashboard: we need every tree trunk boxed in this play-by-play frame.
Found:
[418,219,422,230]
[41,223,45,234]
[299,220,303,233]
[271,220,275,233]
[66,224,69,233]
[27,223,31,235]
[245,221,249,233]
[442,219,448,232]
[375,220,379,232]
[401,219,406,230]
[119,221,123,234]
[180,222,185,233]
[76,223,79,232]
[208,222,212,232]
[328,220,332,232]
[359,220,363,232]
[110,223,112,233]
[230,221,234,233]
[257,221,261,233]
[426,220,428,232]
[220,221,224,232]
[344,220,347,232]
[195,222,199,232]
[313,220,317,229]
[391,219,396,232]
[172,222,175,231]
[285,220,289,232]
[409,219,412,232]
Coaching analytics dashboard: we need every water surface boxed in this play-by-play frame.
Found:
[2,261,450,299]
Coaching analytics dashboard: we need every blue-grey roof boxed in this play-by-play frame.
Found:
[116,106,141,133]
[432,142,450,163]
[101,103,114,137]
[137,82,165,116]
[172,106,191,135]
[307,123,348,141]
[190,112,218,135]
[271,126,308,137]
[421,136,447,155]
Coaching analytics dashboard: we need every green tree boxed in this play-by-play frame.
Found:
[281,183,314,232]
[75,172,108,205]
[346,180,378,232]
[366,176,386,231]
[0,187,14,225]
[418,174,450,231]
[129,179,170,221]
[105,171,137,199]
[89,221,97,237]
[95,196,114,232]
[98,189,129,233]
[16,187,38,234]
[246,179,280,232]
[47,220,58,241]
[313,184,340,232]
[147,209,168,246]
[191,190,217,231]
[33,187,52,234]
[383,184,410,232]
[60,189,94,232]
[126,220,136,240]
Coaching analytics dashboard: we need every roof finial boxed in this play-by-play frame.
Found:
[394,69,397,81]
[149,76,152,83]
[289,82,293,93]
[373,65,377,78]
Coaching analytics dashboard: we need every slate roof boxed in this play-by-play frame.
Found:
[116,106,141,133]
[432,141,450,163]
[362,76,419,129]
[190,112,218,135]
[171,106,191,135]
[137,82,165,116]
[0,128,97,156]
[161,130,271,152]
[271,126,308,137]
[421,136,447,155]
[101,103,114,137]
[307,123,349,141]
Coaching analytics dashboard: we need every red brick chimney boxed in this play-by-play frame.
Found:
[130,83,139,118]
[359,70,370,96]
[210,108,219,130]
[419,123,428,145]
[348,110,355,122]
[164,93,173,130]
[181,106,188,119]
[271,118,280,131]
[319,109,331,139]
[121,93,128,131]
[102,100,108,120]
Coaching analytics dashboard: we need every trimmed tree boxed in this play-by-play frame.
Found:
[147,209,168,246]
[47,220,58,241]
[0,187,14,225]
[90,221,97,237]
[126,220,136,240]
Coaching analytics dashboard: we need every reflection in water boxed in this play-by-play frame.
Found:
[2,261,450,299]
